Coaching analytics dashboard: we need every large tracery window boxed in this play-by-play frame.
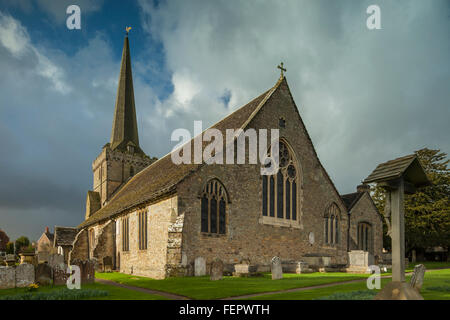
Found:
[201,179,228,234]
[324,203,340,245]
[262,141,299,221]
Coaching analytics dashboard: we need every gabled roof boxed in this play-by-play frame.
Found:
[42,231,54,243]
[79,80,278,229]
[79,75,347,229]
[340,192,364,211]
[53,227,78,247]
[364,154,431,187]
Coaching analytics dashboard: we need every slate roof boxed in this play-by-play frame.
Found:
[78,79,279,229]
[53,227,78,247]
[363,154,431,187]
[340,192,364,211]
[79,75,348,229]
[44,231,54,243]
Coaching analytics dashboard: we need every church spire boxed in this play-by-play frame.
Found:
[110,33,143,154]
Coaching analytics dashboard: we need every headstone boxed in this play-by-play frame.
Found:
[5,254,16,266]
[410,264,426,292]
[296,261,314,274]
[0,266,15,289]
[103,256,113,272]
[346,250,374,273]
[72,259,95,284]
[15,263,35,288]
[48,254,65,269]
[35,263,53,285]
[53,264,70,286]
[210,259,224,281]
[194,257,206,276]
[271,256,283,280]
[234,263,249,276]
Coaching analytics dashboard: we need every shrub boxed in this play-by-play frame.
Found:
[0,288,109,300]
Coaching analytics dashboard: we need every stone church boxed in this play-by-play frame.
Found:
[69,35,383,279]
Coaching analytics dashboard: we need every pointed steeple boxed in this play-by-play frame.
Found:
[110,34,143,154]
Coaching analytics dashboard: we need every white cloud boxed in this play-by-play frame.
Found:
[137,0,450,193]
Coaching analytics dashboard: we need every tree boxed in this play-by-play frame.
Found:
[6,242,14,254]
[15,236,30,254]
[372,148,450,257]
[0,229,9,251]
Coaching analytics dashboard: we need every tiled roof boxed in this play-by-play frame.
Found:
[340,192,364,211]
[78,78,282,228]
[54,227,78,247]
[364,154,431,187]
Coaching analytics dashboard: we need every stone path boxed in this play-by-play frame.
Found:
[95,278,190,300]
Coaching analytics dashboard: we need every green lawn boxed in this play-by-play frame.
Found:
[96,271,372,299]
[246,268,450,300]
[0,282,167,300]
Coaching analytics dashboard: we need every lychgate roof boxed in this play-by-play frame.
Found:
[54,227,78,247]
[364,154,431,187]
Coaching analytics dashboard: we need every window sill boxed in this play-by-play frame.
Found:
[200,232,227,238]
[259,216,301,229]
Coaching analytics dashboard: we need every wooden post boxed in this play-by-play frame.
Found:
[390,178,405,282]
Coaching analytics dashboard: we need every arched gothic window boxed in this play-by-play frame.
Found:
[358,222,372,252]
[262,141,299,221]
[201,179,228,234]
[324,203,340,245]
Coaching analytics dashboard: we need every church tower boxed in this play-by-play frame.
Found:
[85,33,153,219]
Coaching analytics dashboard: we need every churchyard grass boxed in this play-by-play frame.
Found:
[246,268,450,300]
[96,271,372,299]
[0,282,167,300]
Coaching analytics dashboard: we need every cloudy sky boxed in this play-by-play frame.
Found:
[0,0,449,241]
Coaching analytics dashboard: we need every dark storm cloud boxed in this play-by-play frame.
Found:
[1,0,449,240]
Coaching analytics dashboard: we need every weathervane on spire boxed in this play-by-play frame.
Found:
[277,62,286,78]
[126,26,132,35]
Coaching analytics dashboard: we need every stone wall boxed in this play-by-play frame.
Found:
[177,80,349,272]
[69,229,89,264]
[92,220,115,271]
[348,192,383,261]
[115,196,177,279]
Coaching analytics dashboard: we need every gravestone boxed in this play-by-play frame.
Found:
[271,256,283,280]
[72,259,95,284]
[346,250,374,273]
[410,264,426,292]
[210,259,224,281]
[296,261,314,274]
[35,263,53,285]
[53,265,70,286]
[5,254,16,266]
[234,263,250,276]
[0,266,15,289]
[103,256,113,272]
[15,263,35,288]
[194,257,206,276]
[48,254,65,269]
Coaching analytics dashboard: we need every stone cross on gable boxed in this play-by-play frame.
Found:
[277,62,286,78]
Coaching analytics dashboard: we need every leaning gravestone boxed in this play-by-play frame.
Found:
[210,259,224,281]
[194,257,206,276]
[410,264,426,292]
[35,263,53,286]
[15,264,35,288]
[271,256,283,280]
[0,266,15,289]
